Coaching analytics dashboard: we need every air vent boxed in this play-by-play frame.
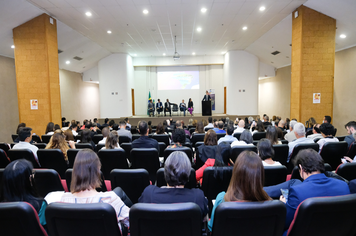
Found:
[271,51,280,55]
[58,49,63,54]
[73,56,83,61]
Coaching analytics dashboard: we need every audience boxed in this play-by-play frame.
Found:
[278,120,285,131]
[155,122,168,135]
[12,127,39,162]
[317,123,339,152]
[258,139,281,166]
[231,130,254,147]
[266,126,281,145]
[323,115,332,124]
[233,120,245,133]
[124,117,131,130]
[70,123,79,136]
[215,121,226,134]
[287,123,314,161]
[208,151,272,231]
[194,121,205,134]
[218,125,237,145]
[64,129,75,141]
[197,130,223,165]
[102,131,122,150]
[101,118,109,128]
[98,127,110,144]
[167,128,185,149]
[306,124,323,140]
[79,128,96,151]
[284,120,297,142]
[45,122,55,135]
[45,133,75,163]
[344,121,356,148]
[250,120,265,133]
[117,120,132,140]
[54,124,61,130]
[132,120,159,155]
[204,117,214,130]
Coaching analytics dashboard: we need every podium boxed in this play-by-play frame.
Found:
[202,101,212,116]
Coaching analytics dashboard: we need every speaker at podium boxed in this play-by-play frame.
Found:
[202,101,212,116]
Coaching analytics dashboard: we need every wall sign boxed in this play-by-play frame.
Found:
[313,93,321,104]
[31,99,38,110]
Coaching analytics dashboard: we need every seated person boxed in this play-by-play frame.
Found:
[287,122,314,161]
[79,128,96,151]
[45,122,55,135]
[266,126,282,145]
[197,130,223,164]
[231,130,254,147]
[12,127,39,163]
[233,120,245,133]
[117,120,132,140]
[317,122,339,152]
[167,128,185,149]
[45,133,76,164]
[208,151,272,231]
[101,131,123,150]
[215,121,226,134]
[156,99,163,116]
[98,127,110,144]
[179,99,187,116]
[139,151,208,217]
[155,122,168,135]
[188,98,194,116]
[164,99,171,117]
[257,139,281,166]
[132,120,160,155]
[1,159,47,228]
[64,129,75,141]
[306,124,323,140]
[148,99,155,117]
[193,121,205,134]
[218,125,237,144]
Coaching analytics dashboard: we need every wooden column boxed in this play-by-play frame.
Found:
[13,13,61,137]
[291,5,336,123]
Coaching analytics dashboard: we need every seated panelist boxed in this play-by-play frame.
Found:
[179,99,187,116]
[164,99,171,117]
[156,99,163,116]
[148,99,155,117]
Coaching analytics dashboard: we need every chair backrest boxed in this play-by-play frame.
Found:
[191,133,205,146]
[156,168,196,189]
[130,203,201,236]
[189,127,196,135]
[98,149,129,180]
[194,142,205,169]
[163,147,193,163]
[0,142,10,156]
[32,135,42,143]
[336,162,356,181]
[8,149,40,168]
[119,135,131,144]
[74,135,81,141]
[253,132,266,140]
[96,143,105,151]
[204,127,214,132]
[46,202,121,236]
[264,165,288,186]
[272,144,289,167]
[120,142,132,162]
[320,141,348,170]
[233,132,241,140]
[201,166,233,215]
[33,143,47,149]
[132,134,141,141]
[172,104,178,111]
[131,148,160,183]
[110,169,150,204]
[290,164,332,181]
[0,149,10,168]
[0,202,48,236]
[67,149,80,168]
[41,135,52,144]
[11,134,18,142]
[34,169,64,198]
[151,134,170,146]
[212,201,286,236]
[158,142,166,156]
[75,143,93,150]
[281,140,288,144]
[37,149,68,179]
[65,169,107,192]
[230,145,257,163]
[346,142,356,158]
[287,194,356,236]
[92,134,103,144]
[336,136,346,141]
[216,133,226,140]
[288,143,319,172]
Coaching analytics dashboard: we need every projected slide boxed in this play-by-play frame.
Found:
[157,71,199,90]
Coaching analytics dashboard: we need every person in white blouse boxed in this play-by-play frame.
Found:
[231,130,254,147]
[317,123,339,152]
[258,139,282,166]
[101,131,123,150]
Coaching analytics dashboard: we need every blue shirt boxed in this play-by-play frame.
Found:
[287,137,314,161]
[218,135,238,145]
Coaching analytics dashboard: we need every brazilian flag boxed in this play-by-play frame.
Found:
[147,91,151,115]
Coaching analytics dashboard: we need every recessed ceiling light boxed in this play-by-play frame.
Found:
[340,34,346,38]
[85,12,92,17]
[192,52,196,55]
[65,61,70,64]
[107,30,112,34]
[201,8,207,13]
[11,45,15,49]
[163,53,166,56]
[197,27,202,32]
[143,9,149,14]
[259,6,265,11]
[242,26,247,30]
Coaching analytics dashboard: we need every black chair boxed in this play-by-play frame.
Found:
[119,135,132,144]
[189,128,196,135]
[172,104,179,116]
[156,168,196,189]
[11,134,18,142]
[0,202,48,236]
[230,145,257,163]
[158,142,167,157]
[287,194,356,236]
[75,143,94,150]
[314,138,321,143]
[204,127,214,132]
[252,140,259,146]
[96,143,105,151]
[34,169,64,198]
[320,141,348,170]
[290,163,332,181]
[32,135,42,143]
[201,166,233,216]
[0,142,10,156]
[33,143,47,149]
[37,149,69,179]
[216,133,226,140]
[121,143,132,162]
[336,162,356,181]
[151,134,170,146]
[46,203,121,236]
[346,142,356,158]
[233,133,241,140]
[110,169,150,204]
[281,140,288,144]
[273,144,289,167]
[264,165,288,186]
[92,134,103,144]
[74,135,81,141]
[132,134,141,141]
[288,143,319,172]
[211,201,286,236]
[163,147,193,163]
[65,169,107,192]
[8,149,40,168]
[67,149,80,168]
[336,136,346,141]
[130,203,201,236]
[191,133,205,147]
[194,142,205,170]
[333,128,337,136]
[41,135,52,144]
[0,149,10,168]
[253,132,266,140]
[98,149,129,180]
[131,148,160,183]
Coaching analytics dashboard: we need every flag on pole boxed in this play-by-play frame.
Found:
[147,91,151,115]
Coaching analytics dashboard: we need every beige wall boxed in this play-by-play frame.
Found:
[258,66,291,120]
[0,55,19,143]
[59,69,100,124]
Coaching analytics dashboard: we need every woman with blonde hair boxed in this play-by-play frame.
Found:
[45,133,75,162]
[102,131,122,150]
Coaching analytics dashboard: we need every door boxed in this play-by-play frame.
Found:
[131,89,135,116]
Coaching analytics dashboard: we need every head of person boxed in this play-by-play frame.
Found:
[238,120,245,128]
[192,119,197,127]
[138,120,148,136]
[345,121,356,135]
[218,121,224,130]
[224,151,271,202]
[289,120,298,131]
[71,123,78,131]
[54,124,61,130]
[278,119,285,127]
[189,98,192,102]
[166,99,169,102]
[248,117,254,124]
[148,121,152,127]
[214,121,218,128]
[257,139,275,160]
[64,129,74,141]
[158,99,160,102]
[319,123,335,137]
[256,120,265,132]
[308,117,317,127]
[265,115,270,122]
[272,115,276,121]
[105,118,109,124]
[156,123,164,134]
[204,129,217,146]
[202,119,208,127]
[164,151,191,187]
[240,130,253,144]
[108,120,115,127]
[18,127,33,142]
[323,116,332,124]
[16,123,26,134]
[172,128,186,144]
[1,159,40,209]
[105,131,119,149]
[313,124,321,134]
[81,128,92,143]
[226,125,234,136]
[124,118,129,123]
[206,90,209,95]
[294,149,325,179]
[45,122,55,134]
[83,119,88,125]
[175,120,182,129]
[85,121,93,129]
[208,117,212,124]
[46,133,69,160]
[182,99,184,103]
[93,118,98,123]
[293,122,306,138]
[188,119,193,126]
[196,121,204,133]
[266,126,279,145]
[149,99,152,103]
[71,149,101,193]
[101,127,109,138]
